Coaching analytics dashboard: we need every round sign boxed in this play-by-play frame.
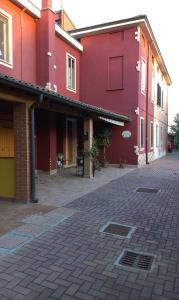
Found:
[122,130,131,139]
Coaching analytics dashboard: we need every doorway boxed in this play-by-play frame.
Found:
[66,118,77,166]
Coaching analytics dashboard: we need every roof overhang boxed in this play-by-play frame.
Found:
[11,0,41,18]
[70,15,172,85]
[98,117,124,126]
[0,74,131,123]
[55,24,83,52]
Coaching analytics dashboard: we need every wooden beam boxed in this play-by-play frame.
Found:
[0,89,34,105]
[41,102,91,118]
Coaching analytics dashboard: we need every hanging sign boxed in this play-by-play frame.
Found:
[122,130,131,139]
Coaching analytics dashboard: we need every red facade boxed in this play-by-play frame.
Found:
[80,29,139,164]
[0,0,171,170]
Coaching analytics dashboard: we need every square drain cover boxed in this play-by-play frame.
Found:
[116,250,154,271]
[136,188,159,193]
[101,222,135,238]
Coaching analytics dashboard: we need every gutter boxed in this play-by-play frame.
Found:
[29,94,43,203]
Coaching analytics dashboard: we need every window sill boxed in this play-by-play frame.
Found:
[66,87,76,94]
[106,87,124,91]
[0,59,13,69]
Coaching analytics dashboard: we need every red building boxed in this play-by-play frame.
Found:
[71,17,171,165]
[0,0,171,202]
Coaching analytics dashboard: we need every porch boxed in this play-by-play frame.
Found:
[36,166,134,207]
[0,73,131,203]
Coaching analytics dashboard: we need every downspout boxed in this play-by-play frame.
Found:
[145,43,150,164]
[29,94,44,203]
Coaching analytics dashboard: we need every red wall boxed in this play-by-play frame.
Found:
[0,0,37,83]
[36,110,57,172]
[55,35,80,100]
[138,31,155,154]
[80,28,140,164]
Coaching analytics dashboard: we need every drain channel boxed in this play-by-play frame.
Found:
[116,250,155,271]
[136,188,159,193]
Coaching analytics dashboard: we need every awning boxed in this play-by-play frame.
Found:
[98,116,124,126]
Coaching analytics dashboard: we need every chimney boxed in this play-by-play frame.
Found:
[42,0,52,10]
[37,0,56,90]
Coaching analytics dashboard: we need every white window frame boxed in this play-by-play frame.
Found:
[152,73,155,103]
[66,52,76,93]
[150,121,154,149]
[141,58,146,95]
[140,117,144,150]
[156,124,159,147]
[0,8,13,68]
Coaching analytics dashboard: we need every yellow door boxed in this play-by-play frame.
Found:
[0,127,15,198]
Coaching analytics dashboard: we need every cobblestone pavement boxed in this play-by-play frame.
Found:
[0,153,179,300]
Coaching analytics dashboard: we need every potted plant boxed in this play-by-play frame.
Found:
[97,128,111,167]
[84,138,100,176]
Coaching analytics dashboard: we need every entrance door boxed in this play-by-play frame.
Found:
[0,126,15,198]
[66,118,77,165]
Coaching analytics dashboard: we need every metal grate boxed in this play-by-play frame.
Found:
[103,223,131,237]
[100,222,136,239]
[136,188,159,193]
[117,250,154,271]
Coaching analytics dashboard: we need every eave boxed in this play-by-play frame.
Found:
[55,24,83,52]
[11,0,41,18]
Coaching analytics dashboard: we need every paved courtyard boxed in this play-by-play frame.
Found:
[0,153,179,299]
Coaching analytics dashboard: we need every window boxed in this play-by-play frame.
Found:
[152,74,155,102]
[141,59,146,94]
[156,124,159,147]
[0,9,12,65]
[161,91,164,109]
[66,53,76,92]
[140,117,144,149]
[157,83,162,106]
[108,56,123,90]
[150,122,154,148]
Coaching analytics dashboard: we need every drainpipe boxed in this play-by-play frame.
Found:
[145,43,150,164]
[29,94,43,203]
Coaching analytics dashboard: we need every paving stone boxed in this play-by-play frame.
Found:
[65,283,80,296]
[46,207,79,218]
[22,214,65,226]
[12,224,50,237]
[52,286,67,298]
[0,234,30,251]
[0,155,179,299]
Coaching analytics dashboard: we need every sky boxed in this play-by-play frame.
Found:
[35,0,178,125]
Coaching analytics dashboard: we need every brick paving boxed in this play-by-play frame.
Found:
[0,153,179,299]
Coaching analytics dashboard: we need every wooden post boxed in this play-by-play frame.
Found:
[84,117,93,178]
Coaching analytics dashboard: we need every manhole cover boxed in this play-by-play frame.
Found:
[136,188,159,193]
[116,250,155,271]
[100,222,135,238]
